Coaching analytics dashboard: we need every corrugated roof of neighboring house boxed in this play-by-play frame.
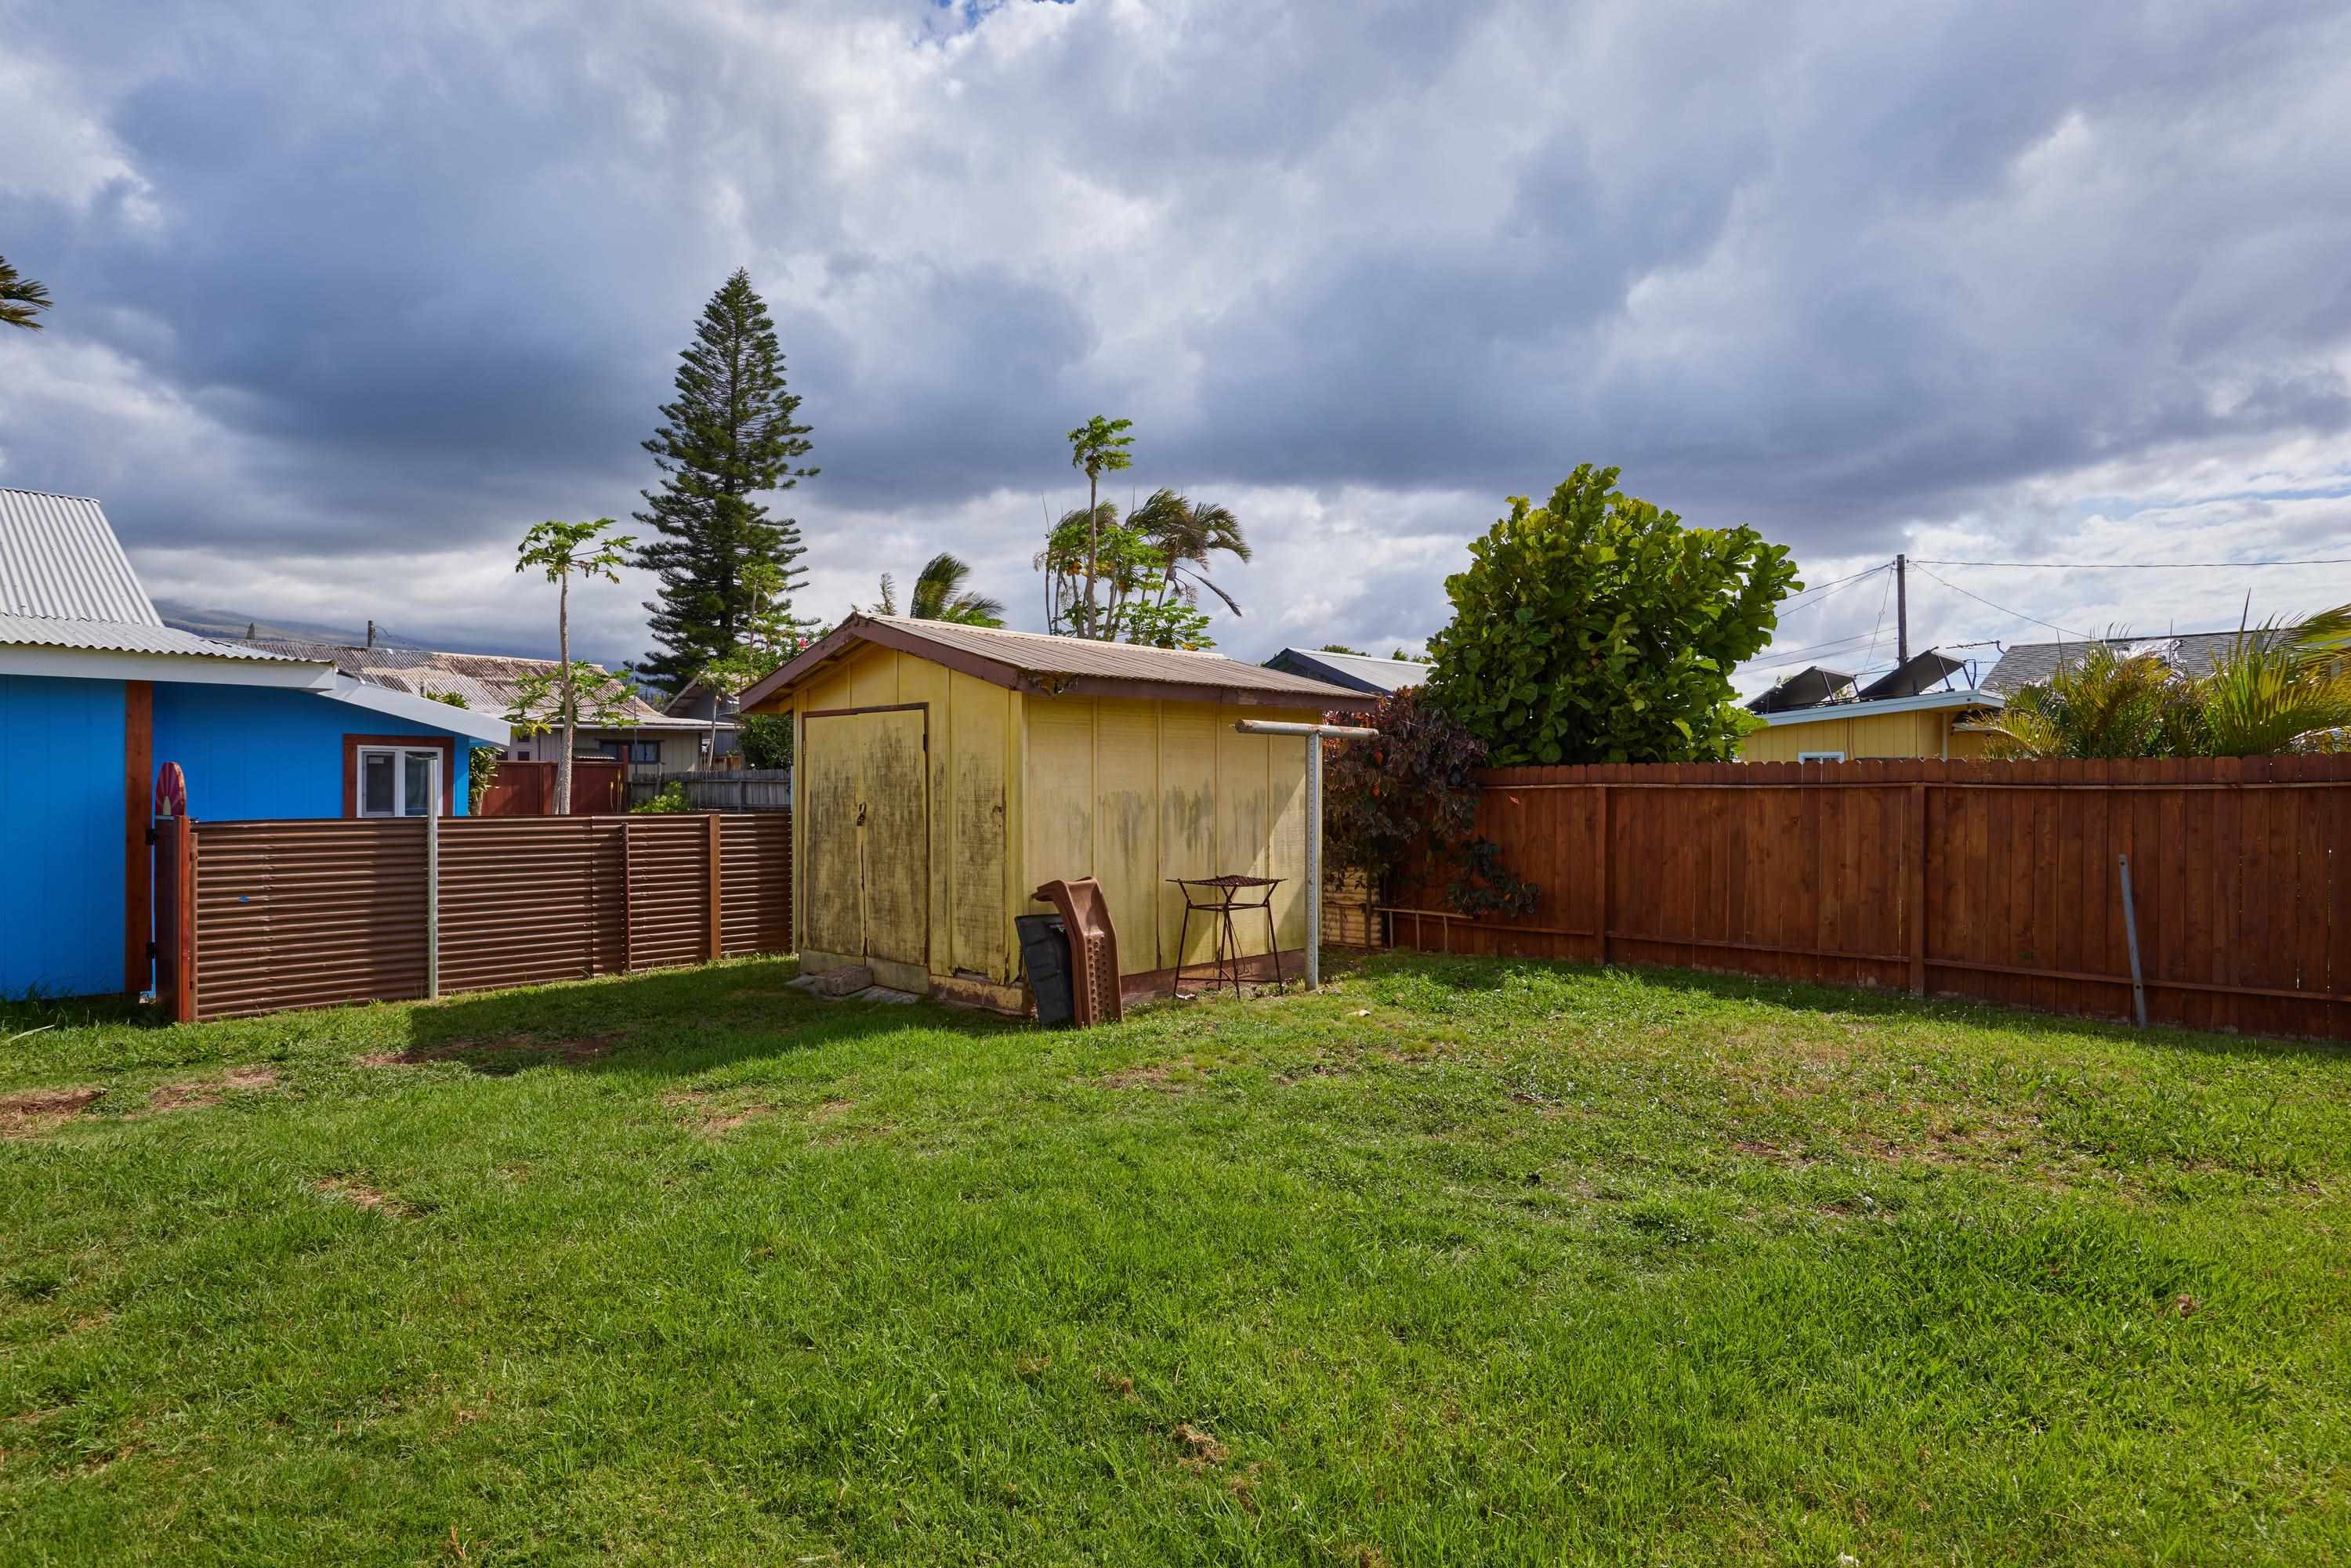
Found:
[743,614,1365,709]
[0,487,161,625]
[230,637,705,727]
[1980,629,2262,694]
[1263,647,1433,696]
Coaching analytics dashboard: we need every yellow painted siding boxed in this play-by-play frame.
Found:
[1740,706,1991,762]
[1157,703,1221,967]
[1013,694,1323,979]
[1092,700,1161,971]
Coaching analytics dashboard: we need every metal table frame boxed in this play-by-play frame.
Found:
[1167,875,1287,998]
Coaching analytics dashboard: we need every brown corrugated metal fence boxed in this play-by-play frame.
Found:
[177,811,792,1020]
[1382,756,2351,1040]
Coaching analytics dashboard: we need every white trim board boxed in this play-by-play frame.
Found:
[0,644,338,689]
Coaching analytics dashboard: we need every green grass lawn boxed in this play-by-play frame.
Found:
[3,954,2347,1566]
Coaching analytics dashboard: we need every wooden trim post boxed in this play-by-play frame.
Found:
[707,811,724,961]
[124,679,153,994]
[1595,784,1612,966]
[1908,782,1928,996]
[174,817,198,1023]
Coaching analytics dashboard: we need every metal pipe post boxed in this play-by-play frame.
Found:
[1235,719,1378,990]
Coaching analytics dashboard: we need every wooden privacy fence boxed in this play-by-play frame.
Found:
[1384,756,2351,1040]
[152,812,792,1020]
[477,759,629,816]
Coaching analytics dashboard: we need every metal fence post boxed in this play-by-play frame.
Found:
[425,813,440,999]
[2118,853,2147,1027]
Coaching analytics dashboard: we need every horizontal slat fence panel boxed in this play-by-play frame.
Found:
[438,817,626,993]
[720,813,793,957]
[192,820,430,1019]
[1382,757,2351,1040]
[186,812,791,1019]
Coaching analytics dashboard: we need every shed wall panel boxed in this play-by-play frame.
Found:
[1157,704,1220,966]
[947,672,1012,982]
[1093,700,1162,971]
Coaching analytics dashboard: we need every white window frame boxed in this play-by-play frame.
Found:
[356,745,445,818]
[1797,749,1846,763]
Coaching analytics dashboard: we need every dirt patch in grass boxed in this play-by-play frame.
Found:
[316,1176,415,1216]
[360,1034,618,1070]
[1,1086,103,1137]
[665,1090,776,1139]
[1172,1422,1230,1468]
[1094,1058,1215,1092]
[149,1066,277,1111]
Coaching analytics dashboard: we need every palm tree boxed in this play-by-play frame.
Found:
[872,552,1005,626]
[1985,607,2351,759]
[1129,489,1252,620]
[1,255,52,331]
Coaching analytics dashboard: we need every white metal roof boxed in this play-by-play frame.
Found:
[0,612,316,661]
[322,675,513,743]
[0,488,161,624]
[1757,688,2005,726]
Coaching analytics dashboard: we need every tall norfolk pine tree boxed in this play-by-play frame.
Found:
[635,269,816,691]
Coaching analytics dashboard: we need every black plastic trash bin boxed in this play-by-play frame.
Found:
[1015,913,1076,1027]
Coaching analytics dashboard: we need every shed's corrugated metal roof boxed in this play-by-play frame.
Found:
[853,616,1364,700]
[1980,630,2258,694]
[0,612,316,661]
[0,488,162,625]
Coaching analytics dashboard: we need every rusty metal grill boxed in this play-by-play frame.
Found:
[181,810,792,1019]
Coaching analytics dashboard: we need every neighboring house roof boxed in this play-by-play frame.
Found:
[1980,629,2261,694]
[743,614,1365,710]
[1755,689,2004,727]
[1262,647,1433,696]
[230,637,708,730]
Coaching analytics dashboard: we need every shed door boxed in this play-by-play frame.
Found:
[802,708,929,986]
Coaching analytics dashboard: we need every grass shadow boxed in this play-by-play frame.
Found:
[399,956,1040,1078]
[1330,948,2351,1066]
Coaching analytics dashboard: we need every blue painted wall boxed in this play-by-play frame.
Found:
[152,684,474,821]
[0,675,126,1000]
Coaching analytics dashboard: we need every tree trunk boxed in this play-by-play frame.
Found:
[556,573,574,815]
[1085,470,1099,639]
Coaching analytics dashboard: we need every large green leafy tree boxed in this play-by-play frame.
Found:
[1423,465,1799,765]
[636,269,816,691]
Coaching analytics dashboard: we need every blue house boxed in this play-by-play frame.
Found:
[1,488,509,1001]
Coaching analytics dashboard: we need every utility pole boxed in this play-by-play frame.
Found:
[1894,553,1908,665]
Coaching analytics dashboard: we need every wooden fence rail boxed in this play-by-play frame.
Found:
[1384,755,2351,1040]
[158,811,792,1020]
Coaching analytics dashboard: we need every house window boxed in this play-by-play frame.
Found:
[597,738,661,764]
[356,746,444,817]
[1798,750,1846,763]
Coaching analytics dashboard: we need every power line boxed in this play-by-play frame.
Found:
[1781,563,1889,605]
[1911,563,2091,639]
[1859,567,1895,673]
[1914,556,2351,570]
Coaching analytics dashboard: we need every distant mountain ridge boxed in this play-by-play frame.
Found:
[154,599,550,661]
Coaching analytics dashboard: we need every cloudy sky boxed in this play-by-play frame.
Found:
[4,0,2348,687]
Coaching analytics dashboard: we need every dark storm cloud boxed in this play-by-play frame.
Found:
[2,0,2347,664]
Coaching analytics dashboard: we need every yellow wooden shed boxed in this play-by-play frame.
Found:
[737,616,1363,1010]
